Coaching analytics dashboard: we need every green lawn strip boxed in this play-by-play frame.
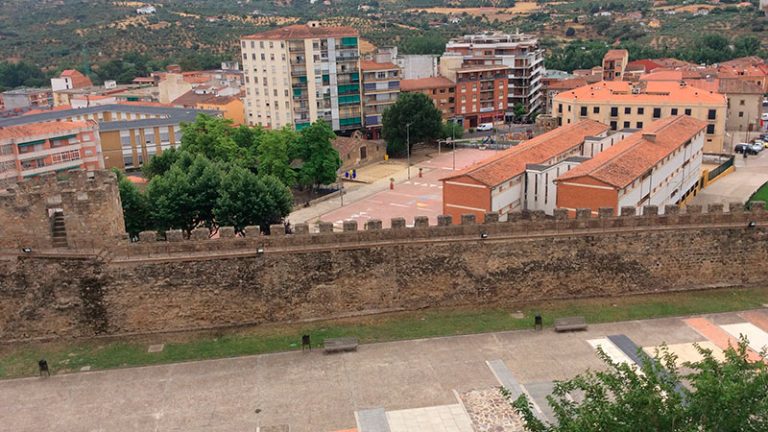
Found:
[1,287,767,379]
[747,181,768,204]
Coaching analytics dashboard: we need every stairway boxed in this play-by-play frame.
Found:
[51,211,68,248]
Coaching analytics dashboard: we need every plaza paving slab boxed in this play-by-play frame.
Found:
[691,146,768,207]
[1,310,766,432]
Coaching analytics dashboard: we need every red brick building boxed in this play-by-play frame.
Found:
[400,77,456,119]
[453,64,510,128]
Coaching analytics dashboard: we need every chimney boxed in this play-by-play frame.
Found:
[643,132,656,142]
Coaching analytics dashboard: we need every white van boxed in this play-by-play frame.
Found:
[477,123,494,131]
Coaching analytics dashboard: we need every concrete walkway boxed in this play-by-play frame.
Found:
[3,310,766,432]
[691,149,768,206]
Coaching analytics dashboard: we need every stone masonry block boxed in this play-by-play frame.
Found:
[530,210,546,220]
[244,225,260,237]
[575,208,592,220]
[685,205,702,214]
[219,227,236,238]
[461,214,476,225]
[269,224,285,236]
[437,215,453,226]
[643,205,658,216]
[138,231,157,242]
[414,216,429,228]
[365,219,382,230]
[391,218,406,229]
[293,223,309,235]
[597,207,614,218]
[620,206,636,217]
[190,228,209,241]
[664,205,679,215]
[318,222,334,233]
[553,209,569,221]
[484,212,499,224]
[166,229,184,242]
[507,212,522,222]
[707,203,724,214]
[343,220,358,232]
[729,202,745,213]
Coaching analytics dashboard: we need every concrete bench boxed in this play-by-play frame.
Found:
[554,316,587,332]
[324,337,358,353]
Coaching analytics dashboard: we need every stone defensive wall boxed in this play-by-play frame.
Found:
[2,201,768,342]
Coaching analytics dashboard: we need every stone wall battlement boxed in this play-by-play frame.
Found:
[123,202,767,258]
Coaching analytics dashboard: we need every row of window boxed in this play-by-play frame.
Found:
[561,103,718,121]
[51,150,81,164]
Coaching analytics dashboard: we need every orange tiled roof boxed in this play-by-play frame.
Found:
[441,120,609,187]
[604,49,628,61]
[556,116,706,189]
[242,24,358,40]
[0,120,93,140]
[400,76,454,91]
[546,77,588,90]
[360,60,398,71]
[555,81,726,105]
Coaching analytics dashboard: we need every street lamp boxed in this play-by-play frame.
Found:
[406,122,412,180]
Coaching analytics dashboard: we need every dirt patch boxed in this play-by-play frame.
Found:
[407,2,541,20]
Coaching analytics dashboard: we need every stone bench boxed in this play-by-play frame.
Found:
[554,316,588,332]
[323,337,359,353]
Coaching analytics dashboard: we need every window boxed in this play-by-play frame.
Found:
[261,53,265,61]
[707,109,716,120]
[636,121,643,128]
[623,121,630,128]
[638,107,644,115]
[739,112,744,118]
[624,107,631,114]
[739,99,745,106]
[557,104,562,113]
[610,107,618,117]
[610,121,617,130]
[671,108,678,115]
[580,106,587,116]
[684,108,692,115]
[653,108,661,118]
[706,124,715,134]
[593,106,600,114]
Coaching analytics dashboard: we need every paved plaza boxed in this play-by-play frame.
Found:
[289,148,501,230]
[692,146,768,207]
[1,309,768,431]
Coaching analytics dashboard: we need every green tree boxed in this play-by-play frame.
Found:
[142,147,179,179]
[112,169,150,238]
[293,120,341,190]
[214,167,293,233]
[510,339,768,432]
[513,104,528,123]
[382,92,443,157]
[180,114,250,167]
[441,121,464,140]
[257,127,297,186]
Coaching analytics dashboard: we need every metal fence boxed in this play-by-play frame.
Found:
[707,155,735,181]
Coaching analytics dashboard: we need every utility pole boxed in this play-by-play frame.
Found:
[406,122,412,180]
[452,120,456,171]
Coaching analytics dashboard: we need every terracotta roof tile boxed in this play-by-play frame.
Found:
[0,120,94,141]
[242,24,358,40]
[400,76,454,91]
[556,116,706,189]
[360,60,398,71]
[604,49,628,61]
[546,78,588,90]
[441,120,609,187]
[555,80,726,105]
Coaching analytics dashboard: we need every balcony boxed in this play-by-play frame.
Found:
[21,159,82,177]
[17,143,81,161]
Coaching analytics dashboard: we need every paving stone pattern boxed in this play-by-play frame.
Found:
[460,388,525,432]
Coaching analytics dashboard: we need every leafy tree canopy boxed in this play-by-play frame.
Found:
[293,120,341,189]
[382,92,443,157]
[511,339,768,432]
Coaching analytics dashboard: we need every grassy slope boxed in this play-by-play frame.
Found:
[1,286,767,379]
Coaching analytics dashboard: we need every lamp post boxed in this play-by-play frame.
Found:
[452,120,457,171]
[406,122,412,180]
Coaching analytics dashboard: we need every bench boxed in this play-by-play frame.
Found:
[554,316,588,332]
[323,337,359,353]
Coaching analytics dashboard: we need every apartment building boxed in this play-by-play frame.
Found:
[557,116,706,215]
[240,23,363,132]
[440,120,610,222]
[400,77,456,120]
[445,31,544,115]
[0,104,217,170]
[360,60,400,138]
[553,81,727,153]
[2,87,53,110]
[602,49,629,81]
[0,121,104,182]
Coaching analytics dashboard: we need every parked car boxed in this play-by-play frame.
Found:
[750,142,764,154]
[763,98,768,106]
[476,123,494,131]
[762,113,768,121]
[735,143,760,155]
[753,139,768,149]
